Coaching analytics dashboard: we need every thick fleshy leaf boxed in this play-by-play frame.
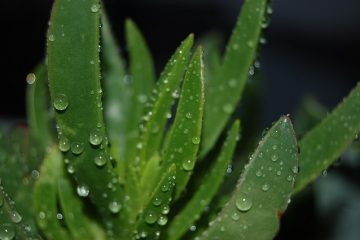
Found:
[161,46,204,198]
[47,0,123,225]
[124,19,156,162]
[133,165,176,239]
[168,120,240,240]
[201,0,270,157]
[137,34,194,167]
[26,63,53,150]
[295,83,360,193]
[198,116,298,240]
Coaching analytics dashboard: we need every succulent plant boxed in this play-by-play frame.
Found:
[0,0,359,239]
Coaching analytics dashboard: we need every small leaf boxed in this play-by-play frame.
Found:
[161,46,205,198]
[201,0,270,157]
[124,19,156,162]
[198,116,298,240]
[133,165,176,240]
[140,153,161,206]
[168,120,240,240]
[26,63,53,151]
[295,83,360,193]
[137,34,194,167]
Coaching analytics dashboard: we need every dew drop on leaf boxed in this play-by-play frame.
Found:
[235,196,252,212]
[144,210,158,224]
[261,184,270,192]
[108,201,121,214]
[89,129,103,146]
[185,112,192,119]
[90,4,100,13]
[182,159,194,171]
[48,34,55,42]
[26,73,36,84]
[71,142,84,155]
[77,184,90,197]
[0,224,15,240]
[58,136,70,152]
[94,153,107,167]
[161,205,170,215]
[231,212,240,221]
[192,137,200,145]
[152,197,162,206]
[157,216,168,226]
[53,94,69,111]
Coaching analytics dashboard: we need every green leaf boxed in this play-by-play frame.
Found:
[168,120,240,240]
[161,46,204,198]
[295,83,360,193]
[124,19,156,162]
[0,181,38,239]
[47,0,123,223]
[33,148,70,240]
[133,165,176,239]
[140,153,161,206]
[198,116,298,240]
[57,178,95,240]
[101,11,128,163]
[201,0,269,157]
[137,34,194,167]
[26,63,53,150]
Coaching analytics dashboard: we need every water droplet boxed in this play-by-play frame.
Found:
[189,225,197,231]
[48,34,55,42]
[157,216,168,226]
[271,154,278,162]
[90,4,100,13]
[161,185,169,192]
[261,184,270,192]
[56,213,63,220]
[192,137,200,145]
[255,170,262,177]
[231,212,240,221]
[67,164,75,174]
[152,197,162,206]
[108,201,121,214]
[94,153,107,167]
[286,175,293,182]
[144,211,158,224]
[77,184,90,197]
[26,73,36,84]
[0,224,15,240]
[182,159,194,171]
[322,170,328,176]
[58,136,70,152]
[10,211,22,223]
[222,104,233,114]
[89,129,103,146]
[185,112,192,119]
[161,205,170,215]
[53,94,69,111]
[247,41,254,48]
[292,166,299,174]
[235,196,252,212]
[272,145,277,150]
[71,142,84,155]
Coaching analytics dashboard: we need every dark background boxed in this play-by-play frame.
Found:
[1,0,360,239]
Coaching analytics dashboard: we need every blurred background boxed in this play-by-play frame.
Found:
[1,0,360,239]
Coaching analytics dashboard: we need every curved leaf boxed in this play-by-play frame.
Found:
[201,0,270,157]
[198,116,298,240]
[295,83,360,193]
[161,46,204,198]
[137,34,194,168]
[47,0,123,225]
